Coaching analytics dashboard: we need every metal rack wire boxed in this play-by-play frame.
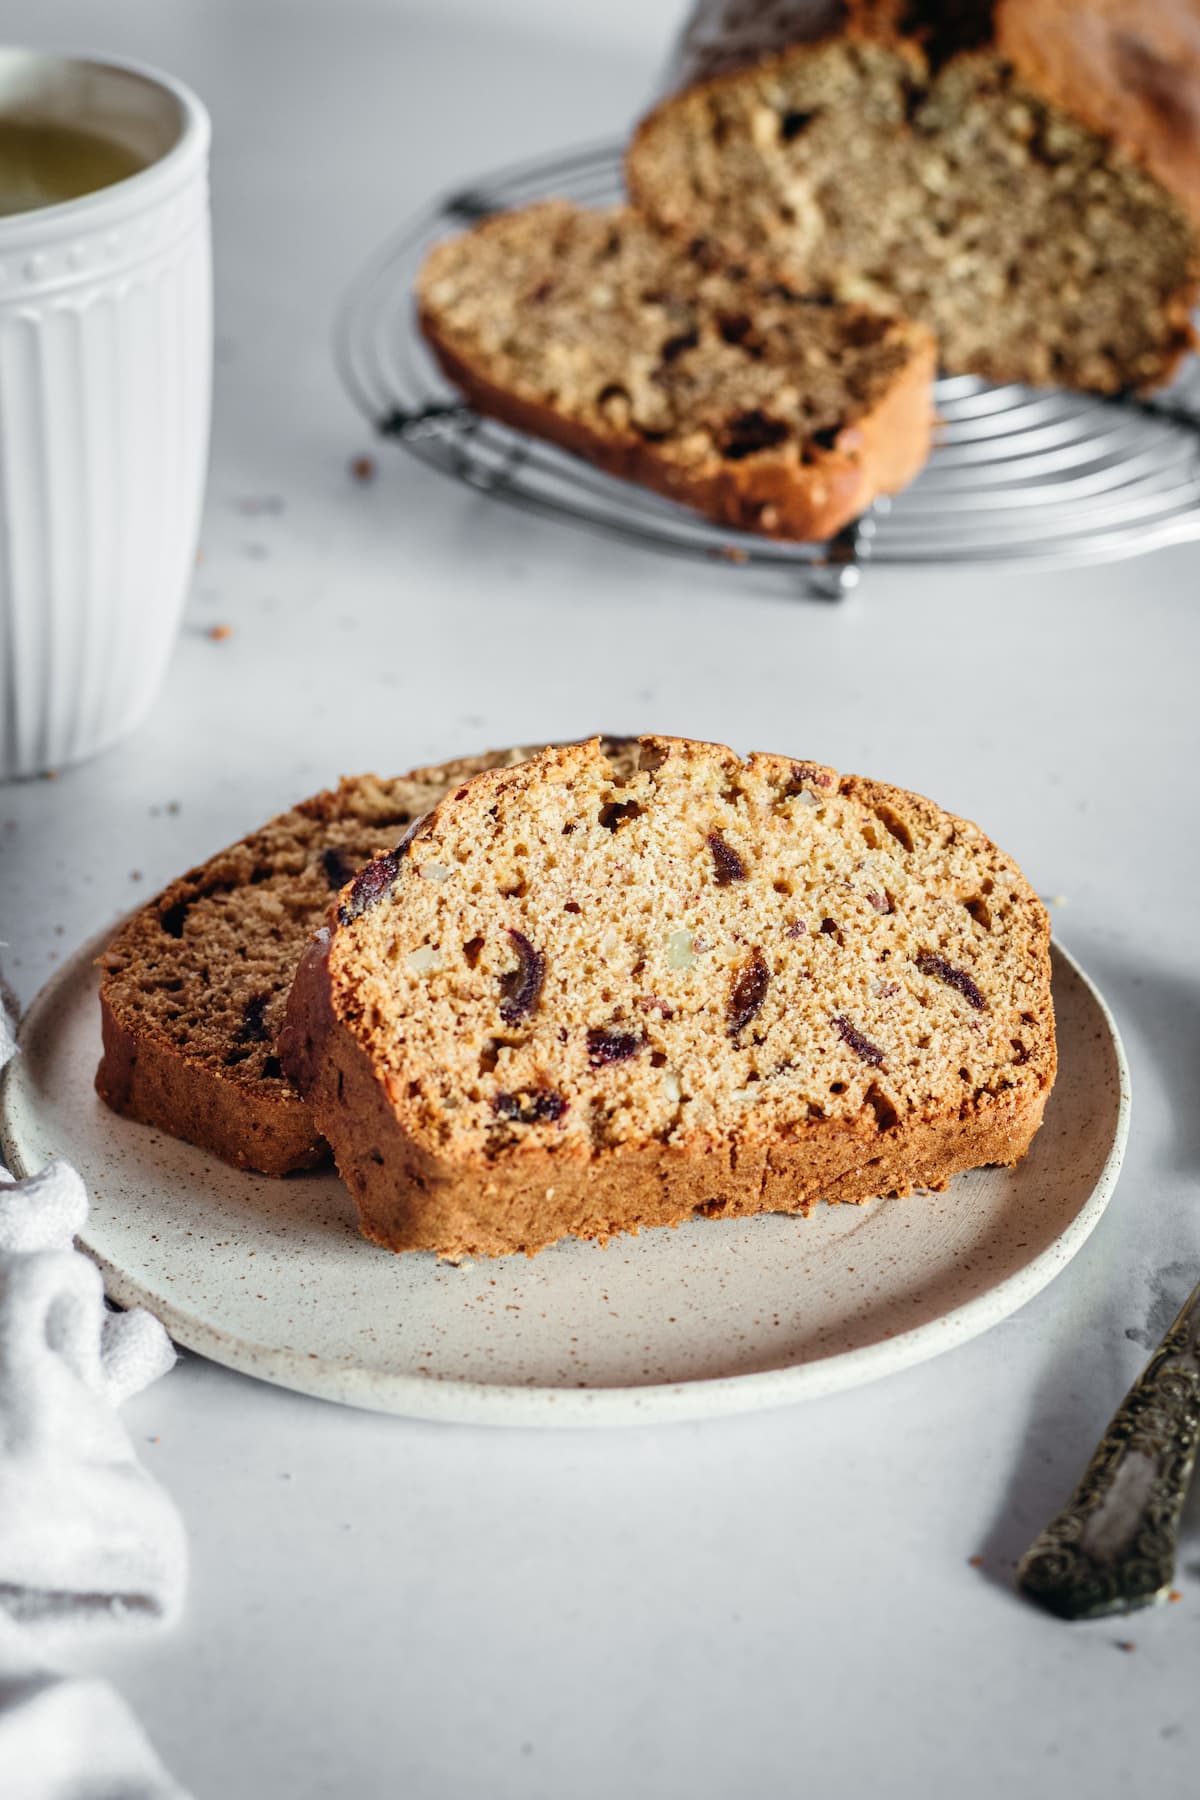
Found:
[336,140,1200,599]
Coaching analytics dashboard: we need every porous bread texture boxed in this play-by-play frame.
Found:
[94,746,550,1176]
[282,735,1056,1259]
[626,2,1199,393]
[417,201,935,540]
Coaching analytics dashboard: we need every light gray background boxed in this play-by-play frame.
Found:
[2,3,1198,1795]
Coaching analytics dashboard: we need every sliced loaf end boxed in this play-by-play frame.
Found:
[626,26,1197,394]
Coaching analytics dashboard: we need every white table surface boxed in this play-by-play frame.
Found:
[4,3,1200,1794]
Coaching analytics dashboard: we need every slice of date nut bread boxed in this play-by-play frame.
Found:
[280,736,1056,1259]
[95,746,552,1176]
[417,201,935,541]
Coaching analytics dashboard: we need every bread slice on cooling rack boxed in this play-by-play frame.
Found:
[94,747,551,1176]
[416,201,935,541]
[625,1,1199,394]
[281,736,1056,1259]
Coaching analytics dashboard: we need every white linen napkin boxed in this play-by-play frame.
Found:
[0,1156,186,1646]
[0,996,192,1798]
[0,1615,189,1800]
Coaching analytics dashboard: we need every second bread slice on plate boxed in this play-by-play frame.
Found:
[94,746,547,1175]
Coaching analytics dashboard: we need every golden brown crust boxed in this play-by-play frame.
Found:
[420,311,934,541]
[282,736,1056,1259]
[997,0,1200,224]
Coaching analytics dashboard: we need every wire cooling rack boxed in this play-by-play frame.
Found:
[336,139,1200,599]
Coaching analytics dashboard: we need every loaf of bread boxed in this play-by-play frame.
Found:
[281,735,1056,1259]
[626,1,1199,393]
[94,747,546,1175]
[417,201,935,540]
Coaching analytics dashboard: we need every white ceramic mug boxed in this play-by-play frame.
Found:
[0,50,211,780]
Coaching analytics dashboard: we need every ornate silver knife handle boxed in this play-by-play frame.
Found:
[1017,1276,1200,1620]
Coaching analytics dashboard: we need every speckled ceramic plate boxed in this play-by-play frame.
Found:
[0,932,1128,1426]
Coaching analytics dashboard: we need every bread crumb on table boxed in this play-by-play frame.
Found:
[209,623,234,642]
[235,495,285,515]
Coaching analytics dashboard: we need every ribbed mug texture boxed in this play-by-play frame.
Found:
[0,56,211,779]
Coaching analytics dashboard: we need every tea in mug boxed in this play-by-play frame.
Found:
[0,117,146,215]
